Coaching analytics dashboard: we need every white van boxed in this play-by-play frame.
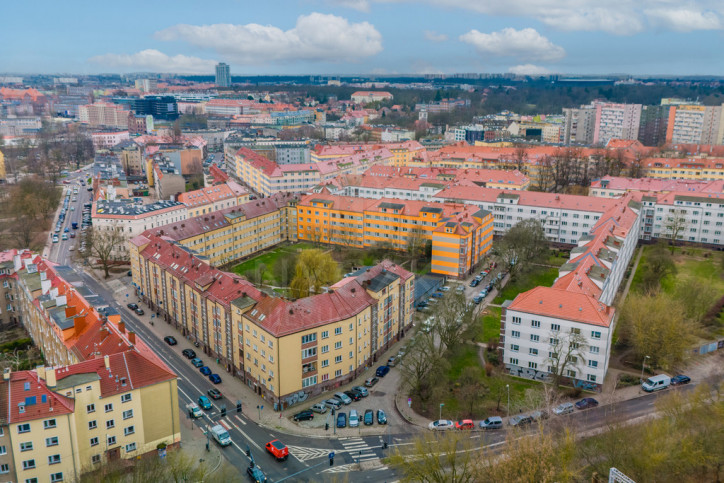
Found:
[642,374,671,392]
[210,424,231,446]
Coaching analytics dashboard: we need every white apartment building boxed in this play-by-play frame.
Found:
[593,102,642,145]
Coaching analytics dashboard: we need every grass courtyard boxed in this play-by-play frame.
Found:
[230,242,317,286]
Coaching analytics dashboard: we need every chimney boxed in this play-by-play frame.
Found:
[118,321,125,333]
[36,366,46,381]
[104,355,110,370]
[46,368,57,388]
[128,331,136,345]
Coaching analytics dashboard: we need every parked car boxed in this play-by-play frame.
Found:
[553,402,575,415]
[530,410,549,421]
[349,409,360,428]
[455,419,474,430]
[199,366,212,376]
[127,303,139,310]
[197,395,212,410]
[428,419,454,430]
[246,465,267,483]
[182,349,197,359]
[191,358,204,368]
[344,390,361,402]
[377,409,387,425]
[334,392,352,405]
[164,336,177,346]
[209,374,222,384]
[440,286,450,292]
[265,440,289,461]
[310,403,327,414]
[132,307,144,316]
[670,374,691,386]
[376,366,390,377]
[479,289,488,298]
[509,414,533,427]
[293,410,314,421]
[479,416,503,430]
[208,388,222,400]
[642,374,671,392]
[456,285,465,293]
[575,398,599,410]
[387,356,397,367]
[324,399,342,410]
[431,292,445,298]
[364,409,374,425]
[364,377,379,387]
[336,412,347,428]
[470,279,480,288]
[473,294,484,304]
[351,386,369,397]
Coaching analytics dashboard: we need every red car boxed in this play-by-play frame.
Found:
[265,439,289,461]
[455,419,474,430]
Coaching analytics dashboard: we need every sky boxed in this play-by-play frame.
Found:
[2,0,724,76]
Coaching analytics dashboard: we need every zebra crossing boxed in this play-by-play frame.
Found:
[340,436,378,463]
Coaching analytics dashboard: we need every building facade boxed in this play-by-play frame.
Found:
[215,63,231,87]
[176,180,250,217]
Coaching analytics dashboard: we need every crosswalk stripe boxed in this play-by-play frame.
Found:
[218,420,231,430]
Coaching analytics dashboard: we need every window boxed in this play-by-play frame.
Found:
[123,409,133,420]
[509,358,519,365]
[334,341,342,349]
[335,355,342,363]
[121,393,132,403]
[335,369,342,377]
[531,320,541,328]
[301,347,317,358]
[301,334,316,344]
[124,426,135,436]
[510,344,519,352]
[321,330,329,339]
[588,360,598,368]
[91,455,101,464]
[301,375,317,388]
[321,345,329,354]
[321,359,329,368]
[571,328,581,335]
[587,374,597,382]
[530,334,540,342]
[0,463,8,474]
[529,348,539,356]
[44,419,57,429]
[48,454,61,465]
[25,477,38,483]
[51,473,63,483]
[334,327,342,335]
[104,403,113,412]
[107,436,117,446]
[90,437,99,447]
[18,423,30,433]
[550,337,559,346]
[512,316,521,325]
[0,445,5,455]
[88,420,97,430]
[590,346,600,354]
[591,331,601,339]
[551,323,560,331]
[511,330,520,338]
[22,459,35,470]
[87,404,95,413]
[528,362,537,369]
[566,369,576,377]
[106,420,115,429]
[20,442,33,452]
[46,436,59,447]
[126,443,137,452]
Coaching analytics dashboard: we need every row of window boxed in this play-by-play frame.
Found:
[507,358,598,382]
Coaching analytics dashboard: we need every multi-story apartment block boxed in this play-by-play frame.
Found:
[0,251,19,327]
[593,102,642,146]
[296,191,493,277]
[501,195,642,391]
[590,176,724,198]
[666,104,724,145]
[310,141,424,168]
[111,140,144,176]
[140,192,299,267]
[91,131,130,151]
[176,180,250,217]
[129,235,413,409]
[638,105,670,147]
[563,107,596,145]
[79,102,130,129]
[350,91,393,104]
[642,157,724,180]
[215,63,231,87]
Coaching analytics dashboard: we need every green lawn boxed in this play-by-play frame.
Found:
[480,306,502,343]
[493,265,560,304]
[230,242,317,285]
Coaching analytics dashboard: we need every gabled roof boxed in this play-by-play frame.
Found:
[508,286,614,327]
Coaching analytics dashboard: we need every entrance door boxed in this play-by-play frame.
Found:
[107,447,121,461]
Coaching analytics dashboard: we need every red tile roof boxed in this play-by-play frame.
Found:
[6,371,74,423]
[508,286,614,327]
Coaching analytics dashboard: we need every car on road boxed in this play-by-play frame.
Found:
[479,416,503,430]
[197,395,212,410]
[134,308,145,316]
[553,402,575,415]
[209,374,222,384]
[265,440,289,461]
[376,366,390,377]
[364,377,379,387]
[127,303,139,310]
[440,286,450,292]
[509,414,534,428]
[310,403,327,414]
[377,409,387,425]
[69,232,75,238]
[52,235,59,243]
[182,349,197,359]
[428,419,454,430]
[349,409,360,427]
[530,410,549,422]
[293,410,314,421]
[479,289,488,298]
[164,336,177,346]
[208,388,222,400]
[456,285,465,293]
[61,234,68,241]
[186,402,203,418]
[351,386,369,397]
[387,356,397,367]
[246,464,267,483]
[575,398,599,410]
[455,419,474,430]
[336,412,347,428]
[324,399,342,410]
[473,294,484,304]
[364,409,374,425]
[671,374,691,386]
[344,390,362,402]
[199,366,212,376]
[64,228,69,233]
[191,358,204,368]
[334,392,352,405]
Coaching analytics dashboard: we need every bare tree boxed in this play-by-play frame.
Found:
[86,227,127,278]
[434,292,481,351]
[545,329,588,388]
[512,145,529,174]
[534,155,555,192]
[663,208,690,251]
[406,227,429,272]
[494,219,548,280]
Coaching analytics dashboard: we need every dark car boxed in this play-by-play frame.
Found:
[376,366,390,377]
[670,375,691,386]
[470,279,480,288]
[431,292,444,298]
[336,412,347,428]
[182,349,197,359]
[575,398,599,410]
[208,388,222,400]
[127,303,139,310]
[377,409,387,425]
[199,366,212,376]
[246,465,267,483]
[293,410,314,422]
[164,336,177,346]
[134,308,145,316]
[417,301,428,308]
[363,409,374,426]
[209,374,222,384]
[473,294,484,304]
[344,390,362,402]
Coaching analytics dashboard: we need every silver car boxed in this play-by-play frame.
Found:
[311,402,328,413]
[324,399,342,410]
[553,402,575,415]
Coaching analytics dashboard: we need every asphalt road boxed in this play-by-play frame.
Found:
[47,169,92,266]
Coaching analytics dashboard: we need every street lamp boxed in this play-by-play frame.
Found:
[439,403,444,420]
[640,355,650,382]
[506,384,510,418]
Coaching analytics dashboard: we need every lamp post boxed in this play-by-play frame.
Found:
[640,355,650,382]
[439,403,444,420]
[506,384,510,418]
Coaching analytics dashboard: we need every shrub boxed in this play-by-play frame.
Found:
[617,373,640,387]
[566,387,582,398]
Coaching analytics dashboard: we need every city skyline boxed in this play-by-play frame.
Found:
[2,0,724,76]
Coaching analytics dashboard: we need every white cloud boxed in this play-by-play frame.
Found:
[88,49,216,73]
[459,28,565,62]
[328,0,370,12]
[424,30,448,42]
[155,13,382,64]
[645,8,721,32]
[508,64,551,76]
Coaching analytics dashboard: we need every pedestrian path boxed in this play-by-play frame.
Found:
[339,436,378,462]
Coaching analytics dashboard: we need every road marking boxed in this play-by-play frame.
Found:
[234,415,246,426]
[219,420,231,431]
